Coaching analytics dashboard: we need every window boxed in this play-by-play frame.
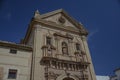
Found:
[76,43,80,51]
[62,42,68,55]
[46,37,51,45]
[10,49,17,54]
[8,69,17,79]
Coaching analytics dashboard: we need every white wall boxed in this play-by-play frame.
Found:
[0,47,32,80]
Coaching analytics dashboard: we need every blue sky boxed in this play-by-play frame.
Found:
[0,0,120,75]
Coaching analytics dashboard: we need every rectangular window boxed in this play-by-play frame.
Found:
[8,69,17,79]
[46,37,51,45]
[10,49,17,54]
[76,43,80,50]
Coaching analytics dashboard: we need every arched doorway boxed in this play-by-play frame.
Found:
[63,77,74,80]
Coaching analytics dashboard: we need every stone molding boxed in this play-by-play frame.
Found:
[53,32,73,40]
[0,41,32,51]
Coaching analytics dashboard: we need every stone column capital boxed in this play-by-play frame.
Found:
[33,24,42,30]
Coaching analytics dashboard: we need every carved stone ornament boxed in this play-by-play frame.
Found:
[81,36,86,41]
[47,71,60,79]
[58,16,66,24]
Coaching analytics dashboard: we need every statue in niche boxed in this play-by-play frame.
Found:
[62,42,68,55]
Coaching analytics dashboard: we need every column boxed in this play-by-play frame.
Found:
[56,36,61,55]
[59,62,62,69]
[68,39,73,56]
[50,60,52,68]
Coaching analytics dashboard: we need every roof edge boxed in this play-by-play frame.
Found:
[0,40,32,51]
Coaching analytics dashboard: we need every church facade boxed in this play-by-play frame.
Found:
[0,9,96,80]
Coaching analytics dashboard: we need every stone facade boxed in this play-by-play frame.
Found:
[0,9,96,80]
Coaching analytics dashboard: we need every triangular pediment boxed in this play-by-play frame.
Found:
[23,9,88,44]
[34,9,87,32]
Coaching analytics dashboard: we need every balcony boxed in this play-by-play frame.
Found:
[41,45,90,68]
[56,54,76,62]
[41,45,57,60]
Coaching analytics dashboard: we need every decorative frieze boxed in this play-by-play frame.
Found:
[41,58,89,72]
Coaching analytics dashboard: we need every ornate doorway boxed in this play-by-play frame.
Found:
[63,77,74,80]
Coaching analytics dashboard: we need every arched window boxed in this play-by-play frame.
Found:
[62,42,68,55]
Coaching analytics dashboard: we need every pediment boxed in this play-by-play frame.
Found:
[23,9,88,44]
[34,9,87,32]
[41,12,78,30]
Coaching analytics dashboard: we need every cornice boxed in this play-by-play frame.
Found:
[53,32,73,40]
[40,9,87,31]
[0,41,32,51]
[41,45,56,50]
[34,19,80,33]
[23,9,88,44]
[34,18,88,35]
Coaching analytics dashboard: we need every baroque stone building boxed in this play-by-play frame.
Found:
[0,9,96,80]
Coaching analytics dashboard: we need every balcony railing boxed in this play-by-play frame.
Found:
[41,45,90,66]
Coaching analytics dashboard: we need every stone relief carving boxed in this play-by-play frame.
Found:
[44,67,60,80]
[48,71,60,79]
[58,16,66,24]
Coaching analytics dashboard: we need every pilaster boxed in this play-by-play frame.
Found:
[81,36,96,80]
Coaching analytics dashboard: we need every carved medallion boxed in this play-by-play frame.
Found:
[58,16,66,24]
